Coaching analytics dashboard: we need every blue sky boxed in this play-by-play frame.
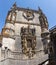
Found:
[0,0,56,32]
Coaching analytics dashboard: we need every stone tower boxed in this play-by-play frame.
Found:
[0,3,50,65]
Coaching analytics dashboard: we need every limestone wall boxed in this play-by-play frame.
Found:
[5,23,14,30]
[2,37,15,51]
[16,10,40,24]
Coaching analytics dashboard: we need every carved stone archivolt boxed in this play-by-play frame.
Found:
[20,26,36,58]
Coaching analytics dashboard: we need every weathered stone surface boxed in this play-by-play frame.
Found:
[0,3,49,65]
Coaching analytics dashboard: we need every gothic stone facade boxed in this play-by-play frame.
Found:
[0,3,50,65]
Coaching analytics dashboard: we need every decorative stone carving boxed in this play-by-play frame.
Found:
[6,3,17,24]
[0,4,50,64]
[20,26,36,58]
[6,11,16,23]
[2,28,14,37]
[22,10,34,21]
[11,2,17,12]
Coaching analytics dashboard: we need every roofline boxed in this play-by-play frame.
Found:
[16,7,39,13]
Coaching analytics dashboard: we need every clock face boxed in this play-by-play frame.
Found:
[22,10,34,21]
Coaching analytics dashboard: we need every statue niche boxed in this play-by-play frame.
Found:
[20,26,36,58]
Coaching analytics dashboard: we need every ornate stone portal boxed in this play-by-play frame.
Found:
[21,25,36,58]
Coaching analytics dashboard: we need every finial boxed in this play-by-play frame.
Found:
[38,7,41,11]
[38,6,43,14]
[13,2,17,7]
[11,2,17,12]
